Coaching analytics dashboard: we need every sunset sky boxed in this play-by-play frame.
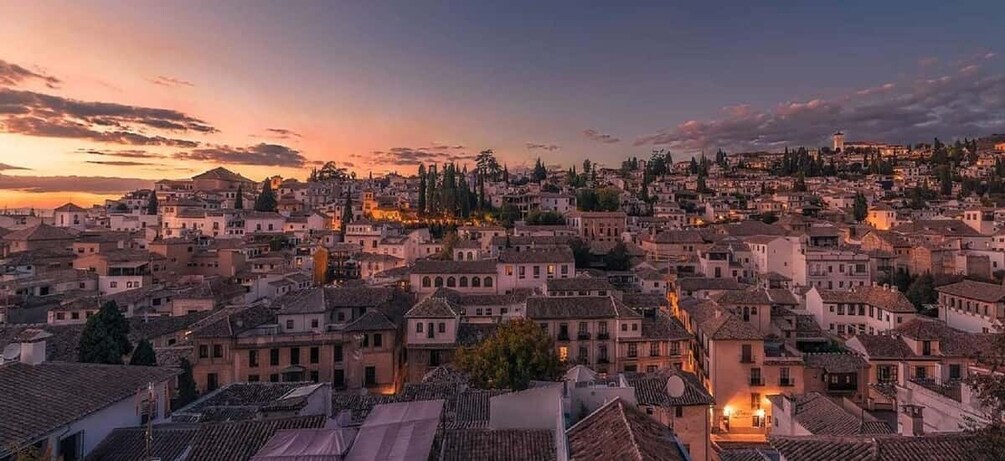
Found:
[0,0,1002,208]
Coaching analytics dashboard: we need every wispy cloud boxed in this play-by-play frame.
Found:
[253,127,302,140]
[0,59,60,88]
[582,129,620,144]
[526,142,560,151]
[85,160,160,167]
[174,143,307,168]
[77,148,166,159]
[634,66,1005,152]
[148,75,194,88]
[0,163,30,171]
[366,145,478,166]
[0,173,152,194]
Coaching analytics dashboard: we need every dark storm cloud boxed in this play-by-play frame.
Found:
[0,59,60,88]
[634,65,1005,152]
[174,143,307,168]
[526,142,560,151]
[0,173,152,194]
[582,129,620,144]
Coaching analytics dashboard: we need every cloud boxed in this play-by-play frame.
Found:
[148,75,194,88]
[77,148,165,159]
[368,146,478,166]
[918,57,939,67]
[254,127,302,140]
[0,59,60,88]
[582,129,620,144]
[634,68,1005,152]
[85,160,160,167]
[174,142,307,168]
[0,173,152,194]
[526,142,560,151]
[0,163,30,171]
[0,87,215,147]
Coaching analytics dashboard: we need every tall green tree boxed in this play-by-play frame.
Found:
[525,210,566,225]
[129,339,157,366]
[417,164,427,214]
[532,158,548,181]
[146,191,158,215]
[455,318,561,390]
[475,149,500,181]
[234,185,244,209]
[569,238,592,268]
[176,357,200,407]
[852,192,868,222]
[78,301,132,364]
[340,191,353,237]
[254,180,278,212]
[964,332,1005,460]
[905,273,936,311]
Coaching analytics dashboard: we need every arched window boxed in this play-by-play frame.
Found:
[459,276,468,287]
[472,276,481,288]
[435,276,444,287]
[484,276,493,288]
[447,277,456,287]
[422,276,431,287]
[467,251,474,260]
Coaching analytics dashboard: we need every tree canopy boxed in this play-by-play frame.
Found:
[455,318,561,390]
[78,301,132,364]
[129,339,157,366]
[603,242,632,271]
[146,191,158,215]
[254,180,277,212]
[525,210,566,225]
[176,357,200,408]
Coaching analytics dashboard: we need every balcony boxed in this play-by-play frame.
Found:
[557,332,570,342]
[749,377,764,386]
[740,354,755,364]
[577,331,591,340]
[597,332,610,340]
[780,378,795,387]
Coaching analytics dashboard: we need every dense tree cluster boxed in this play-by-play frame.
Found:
[576,188,620,212]
[78,301,132,364]
[455,318,560,391]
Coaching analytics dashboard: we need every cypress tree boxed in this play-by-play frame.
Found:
[234,185,244,209]
[254,180,277,212]
[176,357,199,407]
[78,301,132,364]
[146,191,158,215]
[340,191,353,237]
[417,164,427,214]
[129,339,157,366]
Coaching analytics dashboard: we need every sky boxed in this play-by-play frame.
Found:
[0,0,1003,208]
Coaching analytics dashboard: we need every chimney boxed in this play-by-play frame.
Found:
[898,404,925,436]
[16,329,51,366]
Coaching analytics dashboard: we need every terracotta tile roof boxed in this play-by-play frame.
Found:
[498,247,574,264]
[567,398,687,461]
[526,296,641,319]
[186,415,327,461]
[406,297,463,318]
[894,317,996,358]
[192,166,254,183]
[0,362,179,452]
[850,335,915,359]
[545,277,616,292]
[769,393,892,436]
[193,303,275,338]
[343,310,397,332]
[639,311,692,341]
[85,425,198,461]
[713,288,773,305]
[440,429,556,461]
[676,277,748,292]
[644,229,709,244]
[769,433,983,461]
[625,369,713,407]
[621,293,669,310]
[802,352,869,373]
[815,286,915,313]
[2,223,75,242]
[936,279,1005,303]
[175,382,307,422]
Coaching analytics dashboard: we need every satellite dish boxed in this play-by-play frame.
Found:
[666,375,686,399]
[2,344,21,362]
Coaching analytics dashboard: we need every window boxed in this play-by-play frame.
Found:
[533,266,541,278]
[631,323,638,331]
[622,323,628,332]
[290,347,300,365]
[270,348,280,366]
[459,277,468,287]
[310,347,319,364]
[286,319,294,330]
[435,277,444,287]
[417,322,423,333]
[334,344,344,363]
[628,343,638,358]
[365,366,377,387]
[438,323,446,333]
[373,333,383,348]
[922,341,932,356]
[310,371,319,383]
[750,392,761,409]
[249,350,259,367]
[741,344,753,363]
[472,276,481,287]
[518,266,526,279]
[559,346,568,361]
[311,319,319,329]
[484,276,493,287]
[750,368,762,386]
[447,276,456,287]
[270,373,279,382]
[199,345,208,358]
[422,276,431,287]
[675,406,684,418]
[212,344,223,358]
[949,364,962,380]
[650,342,659,357]
[248,374,260,382]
